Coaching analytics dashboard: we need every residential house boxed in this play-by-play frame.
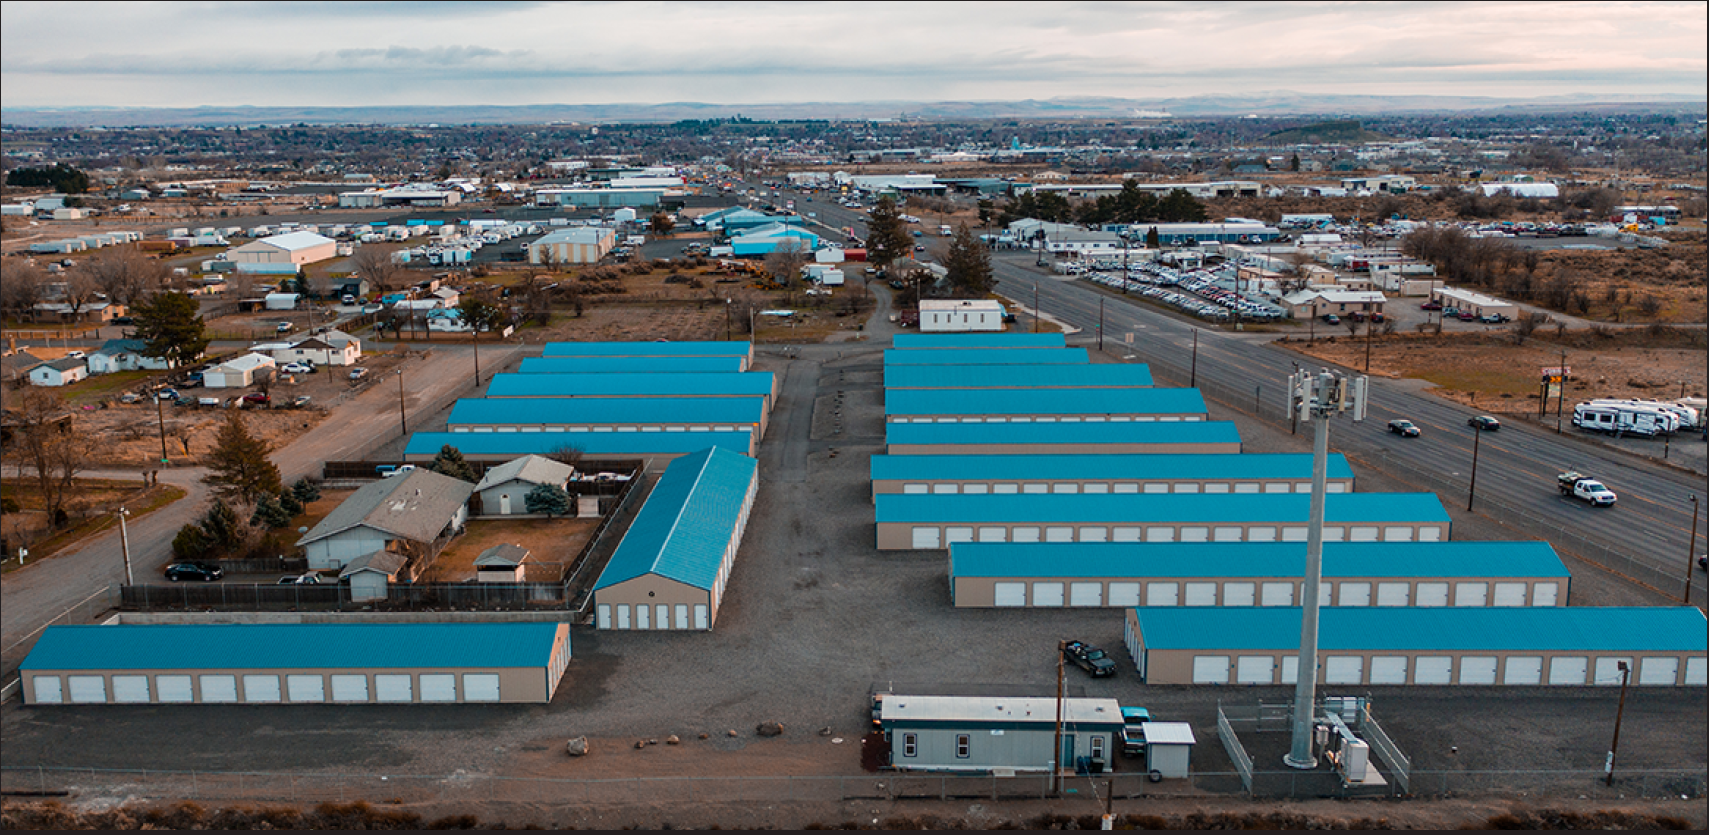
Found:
[473,455,577,516]
[27,357,89,387]
[85,339,172,374]
[296,468,475,571]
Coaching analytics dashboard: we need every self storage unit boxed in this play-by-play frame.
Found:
[893,333,1067,350]
[883,364,1154,390]
[879,695,1125,774]
[1123,606,1707,686]
[20,622,572,705]
[446,396,769,437]
[886,421,1242,456]
[594,447,758,631]
[404,429,755,465]
[871,453,1353,501]
[884,388,1207,424]
[541,341,754,367]
[519,356,747,374]
[485,373,777,411]
[883,348,1089,366]
[875,492,1450,551]
[948,541,1570,608]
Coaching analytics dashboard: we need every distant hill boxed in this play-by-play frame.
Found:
[1262,120,1391,144]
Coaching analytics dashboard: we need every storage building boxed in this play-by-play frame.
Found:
[870,453,1353,501]
[875,492,1450,551]
[447,396,769,437]
[879,695,1124,774]
[485,372,777,411]
[528,227,616,265]
[1428,287,1518,320]
[892,333,1067,350]
[227,231,337,274]
[947,541,1570,608]
[1123,606,1707,686]
[202,353,276,388]
[472,455,577,516]
[404,429,755,466]
[886,421,1242,456]
[594,447,758,631]
[519,356,747,375]
[20,622,572,705]
[883,348,1088,366]
[541,341,755,365]
[919,299,1007,332]
[884,388,1206,424]
[884,364,1153,390]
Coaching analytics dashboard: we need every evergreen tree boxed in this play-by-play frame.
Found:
[524,483,572,518]
[1146,226,1161,249]
[198,500,241,551]
[430,445,478,482]
[131,291,210,368]
[278,489,303,517]
[1157,189,1208,223]
[252,494,293,529]
[291,477,322,505]
[865,197,912,269]
[943,224,994,298]
[172,523,211,561]
[202,412,282,501]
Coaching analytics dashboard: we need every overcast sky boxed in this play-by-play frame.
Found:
[3,1,1704,109]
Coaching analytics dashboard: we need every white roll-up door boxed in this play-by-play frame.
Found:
[1045,526,1074,542]
[994,483,1019,494]
[1375,582,1409,607]
[911,527,941,549]
[636,605,651,630]
[1417,526,1443,541]
[1281,527,1308,542]
[1146,583,1179,606]
[1319,583,1334,606]
[977,526,1007,542]
[420,674,457,702]
[597,604,611,629]
[1504,657,1543,685]
[1638,657,1680,685]
[1414,657,1453,685]
[1223,583,1256,606]
[1458,657,1498,684]
[1415,582,1449,606]
[1235,656,1274,684]
[32,676,63,704]
[656,604,669,629]
[1175,483,1200,493]
[694,605,709,629]
[616,604,631,629]
[376,674,414,702]
[1079,526,1108,542]
[1548,657,1588,685]
[1594,657,1633,685]
[1012,526,1040,542]
[1381,526,1412,542]
[1532,582,1559,607]
[1192,656,1231,684]
[1248,526,1277,542]
[464,673,502,702]
[930,483,958,494]
[1146,526,1175,542]
[155,675,193,703]
[1180,526,1209,542]
[1204,483,1229,493]
[1069,583,1102,607]
[112,675,151,703]
[1234,483,1260,493]
[68,675,106,704]
[287,675,326,702]
[1032,582,1064,607]
[1325,656,1364,684]
[1143,483,1169,494]
[945,527,974,545]
[1113,527,1142,542]
[674,604,689,629]
[1370,656,1409,684]
[1491,582,1526,606]
[1350,526,1379,542]
[994,583,1027,607]
[331,674,370,702]
[1685,657,1707,686]
[1023,483,1048,494]
[1263,482,1289,494]
[1455,582,1488,606]
[1338,582,1371,606]
[242,675,281,702]
[963,484,989,494]
[902,483,928,494]
[1260,582,1294,606]
[1052,483,1079,494]
[1108,583,1140,607]
[1114,483,1139,493]
[1213,526,1244,542]
[1326,482,1348,493]
[1083,483,1108,494]
[1184,582,1217,605]
[1324,526,1345,542]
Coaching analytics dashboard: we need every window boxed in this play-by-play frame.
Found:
[1090,735,1106,759]
[956,734,971,758]
[902,733,918,757]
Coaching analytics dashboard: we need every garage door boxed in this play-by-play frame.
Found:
[931,484,958,494]
[977,526,1007,542]
[1235,656,1274,684]
[1325,656,1364,684]
[1282,526,1308,542]
[1184,582,1217,605]
[1414,657,1453,685]
[1415,582,1449,607]
[1045,526,1074,542]
[32,676,63,704]
[1504,657,1543,685]
[287,675,326,702]
[1032,582,1064,607]
[112,675,151,703]
[332,674,370,702]
[1143,483,1170,494]
[1146,583,1179,606]
[993,483,1019,494]
[1011,527,1040,542]
[1212,526,1243,542]
[1108,583,1140,607]
[902,484,927,494]
[674,604,690,629]
[1263,482,1289,494]
[420,674,457,702]
[1192,656,1230,684]
[243,675,281,702]
[963,484,989,494]
[1594,657,1632,685]
[1549,657,1588,685]
[1079,526,1108,542]
[616,604,631,629]
[1145,527,1175,542]
[68,676,106,703]
[1337,582,1371,606]
[1532,582,1559,607]
[1454,582,1488,607]
[1382,526,1413,542]
[1417,526,1443,541]
[1223,583,1255,606]
[945,527,974,545]
[1349,526,1379,542]
[1069,583,1102,607]
[1261,582,1294,606]
[1686,657,1707,686]
[694,605,709,629]
[203,672,240,700]
[1248,526,1277,542]
[1179,526,1209,542]
[1370,656,1409,684]
[1638,657,1680,686]
[1113,527,1142,542]
[1280,656,1300,685]
[636,605,651,629]
[376,674,414,702]
[994,583,1027,607]
[1492,583,1527,607]
[463,673,501,702]
[910,527,940,549]
[1375,583,1409,606]
[154,675,193,703]
[1458,657,1498,684]
[596,604,611,629]
[1234,483,1260,493]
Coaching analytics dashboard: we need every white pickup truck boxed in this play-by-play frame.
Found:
[1557,471,1617,507]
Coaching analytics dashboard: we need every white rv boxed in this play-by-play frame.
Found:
[1572,403,1672,437]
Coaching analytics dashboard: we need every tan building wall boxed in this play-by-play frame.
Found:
[24,661,563,705]
[885,440,1241,456]
[886,413,1205,424]
[878,518,1446,551]
[873,474,1353,502]
[596,576,716,631]
[953,573,1566,608]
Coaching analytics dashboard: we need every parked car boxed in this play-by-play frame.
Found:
[275,321,294,333]
[1387,419,1421,437]
[155,387,179,401]
[1420,300,1443,311]
[1442,307,1461,318]
[1479,313,1509,324]
[1468,415,1501,431]
[112,316,135,325]
[1063,640,1117,677]
[164,562,224,582]
[173,396,196,407]
[1321,314,1341,325]
[291,395,313,408]
[348,367,369,381]
[1457,310,1478,321]
[119,392,142,404]
[198,396,222,407]
[280,362,312,374]
[376,464,416,478]
[277,572,329,585]
[241,392,270,405]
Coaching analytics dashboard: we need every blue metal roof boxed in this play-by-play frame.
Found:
[447,396,765,427]
[892,333,1067,349]
[404,430,752,458]
[20,622,565,672]
[486,372,774,398]
[541,341,753,358]
[883,348,1089,366]
[887,421,1242,447]
[595,447,758,592]
[872,453,1353,482]
[1131,607,1708,653]
[875,492,1451,524]
[520,356,746,374]
[885,388,1205,417]
[949,541,1569,580]
[884,364,1154,390]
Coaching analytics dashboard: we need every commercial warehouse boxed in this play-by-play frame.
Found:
[541,341,755,366]
[879,695,1124,774]
[1123,606,1708,686]
[883,364,1154,390]
[885,421,1242,456]
[892,333,1067,350]
[875,492,1450,550]
[519,356,747,374]
[883,348,1089,366]
[871,453,1354,501]
[20,622,572,705]
[947,541,1570,608]
[594,448,758,631]
[884,388,1207,423]
[485,372,777,411]
[446,396,769,437]
[404,429,755,465]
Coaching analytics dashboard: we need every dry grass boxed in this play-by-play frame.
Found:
[424,514,598,583]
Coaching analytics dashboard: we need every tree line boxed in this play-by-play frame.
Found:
[997,181,1209,227]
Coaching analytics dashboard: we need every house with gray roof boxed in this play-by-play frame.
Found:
[85,339,172,374]
[296,468,474,571]
[27,356,89,387]
[473,454,577,516]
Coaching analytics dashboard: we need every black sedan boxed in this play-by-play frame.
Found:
[164,562,224,582]
[1387,419,1421,437]
[1468,415,1502,431]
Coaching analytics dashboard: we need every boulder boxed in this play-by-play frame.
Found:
[755,722,785,737]
[666,735,681,745]
[565,737,589,757]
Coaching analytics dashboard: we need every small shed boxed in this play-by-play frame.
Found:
[203,353,276,388]
[1140,722,1196,779]
[475,544,529,582]
[473,454,576,516]
[339,550,407,601]
[265,293,301,311]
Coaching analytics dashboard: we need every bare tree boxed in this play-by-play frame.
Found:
[82,247,167,307]
[0,260,47,320]
[763,238,812,287]
[56,268,101,321]
[8,388,84,529]
[352,245,407,292]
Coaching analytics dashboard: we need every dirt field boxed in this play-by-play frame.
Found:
[424,515,597,583]
[67,401,328,470]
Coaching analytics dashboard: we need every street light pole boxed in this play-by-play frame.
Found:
[1190,330,1198,388]
[1467,424,1483,512]
[1033,283,1039,334]
[1556,348,1567,434]
[155,392,169,464]
[1604,661,1631,786]
[396,369,407,436]
[1685,495,1700,604]
[117,507,133,586]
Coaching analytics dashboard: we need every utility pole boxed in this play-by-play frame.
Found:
[396,369,407,436]
[1604,661,1631,786]
[1098,297,1104,353]
[1190,330,1199,388]
[117,507,133,586]
[1284,368,1368,771]
[1033,283,1040,334]
[155,392,169,464]
[1685,495,1700,604]
[1467,424,1483,512]
[1556,348,1567,433]
[1054,639,1066,795]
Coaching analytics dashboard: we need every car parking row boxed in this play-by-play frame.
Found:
[1083,263,1285,323]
